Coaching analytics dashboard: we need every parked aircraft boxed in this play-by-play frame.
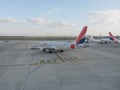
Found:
[31,26,88,53]
[87,35,112,44]
[109,32,120,43]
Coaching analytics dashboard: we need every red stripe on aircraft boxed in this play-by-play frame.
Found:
[109,32,115,41]
[75,26,87,44]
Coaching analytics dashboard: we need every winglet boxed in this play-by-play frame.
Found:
[109,32,115,41]
[75,26,87,44]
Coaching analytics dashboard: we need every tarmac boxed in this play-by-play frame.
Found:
[0,40,120,90]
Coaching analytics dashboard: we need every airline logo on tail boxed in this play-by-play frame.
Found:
[109,32,115,41]
[75,26,87,45]
[70,26,87,49]
[109,32,120,43]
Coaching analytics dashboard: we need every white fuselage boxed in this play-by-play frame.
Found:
[87,35,112,44]
[90,38,112,44]
[100,38,112,43]
[40,41,73,51]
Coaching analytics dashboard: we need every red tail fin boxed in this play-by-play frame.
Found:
[75,26,87,44]
[109,32,115,41]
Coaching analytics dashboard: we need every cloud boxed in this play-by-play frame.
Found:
[28,17,77,27]
[0,18,19,23]
[88,10,120,35]
[47,21,77,27]
[28,18,47,24]
[89,10,120,27]
[0,17,77,27]
[40,8,62,16]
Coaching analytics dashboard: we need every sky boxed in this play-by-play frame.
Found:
[0,0,120,36]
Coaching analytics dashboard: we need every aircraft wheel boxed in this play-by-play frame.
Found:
[49,50,53,53]
[105,41,108,44]
[43,48,46,52]
[45,48,50,53]
[60,50,64,52]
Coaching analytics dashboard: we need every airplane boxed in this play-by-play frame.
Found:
[109,32,120,43]
[30,26,88,53]
[87,35,112,44]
